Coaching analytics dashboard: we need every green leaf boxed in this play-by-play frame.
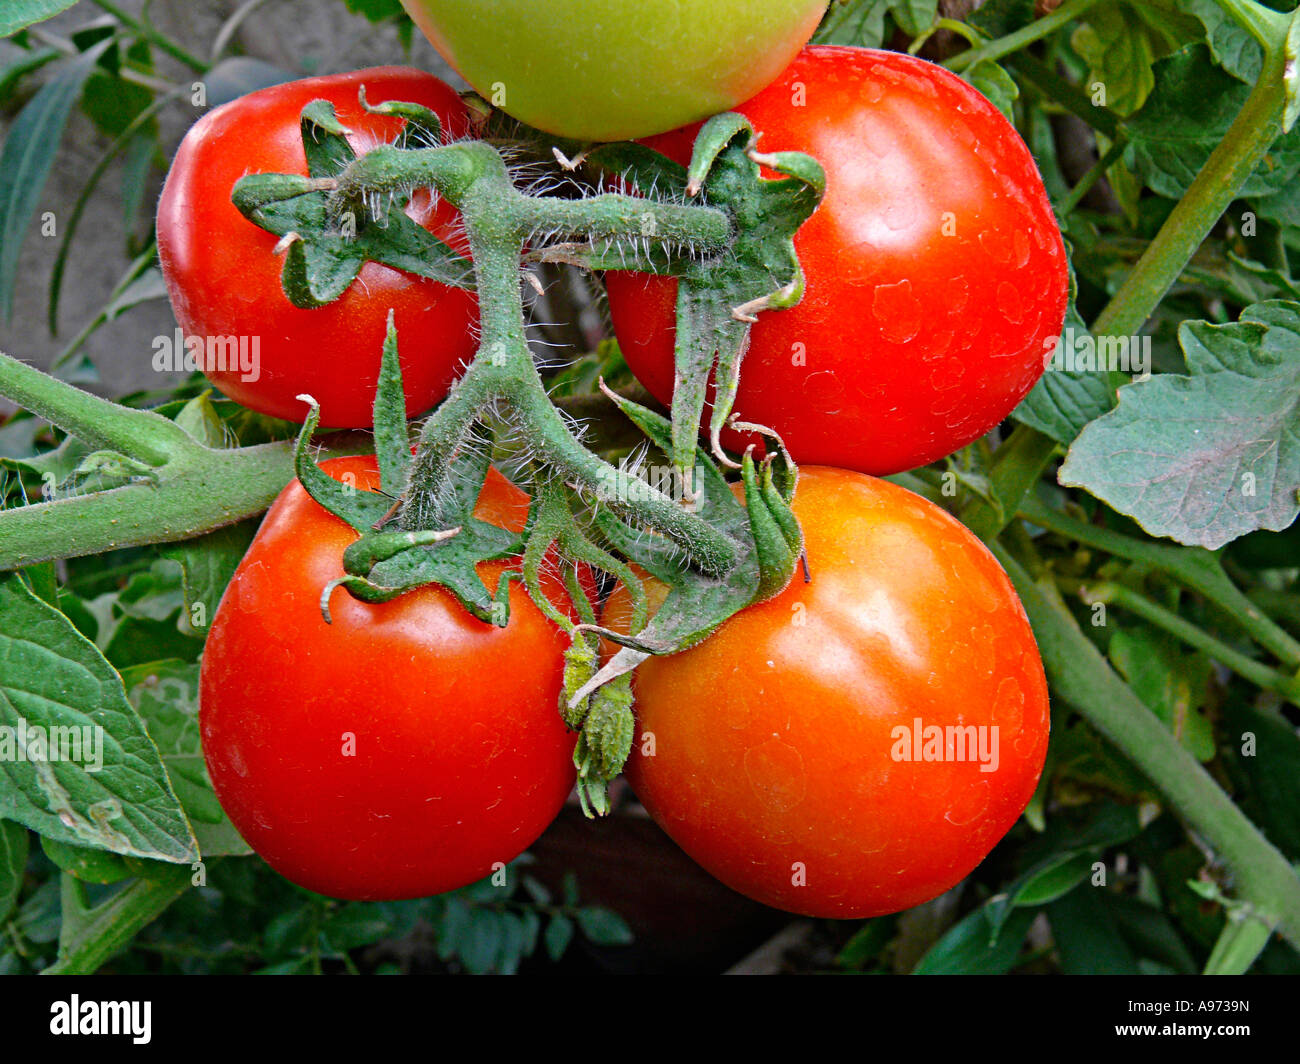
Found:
[1126,45,1300,200]
[1224,700,1300,861]
[39,836,131,883]
[0,47,59,105]
[1047,886,1140,974]
[459,908,504,974]
[80,42,154,141]
[887,0,937,37]
[0,39,112,320]
[1183,0,1262,82]
[965,60,1019,123]
[1059,300,1300,548]
[120,128,156,244]
[494,910,528,975]
[814,1,888,46]
[574,906,634,946]
[0,0,79,38]
[543,912,574,962]
[912,906,1035,974]
[172,392,228,449]
[121,661,252,858]
[983,804,1142,937]
[1106,893,1197,973]
[0,575,198,863]
[835,916,898,970]
[1070,0,1190,117]
[435,897,470,961]
[322,903,399,952]
[15,876,60,944]
[0,819,28,923]
[1013,267,1116,446]
[1109,625,1215,761]
[343,0,408,21]
[161,522,257,635]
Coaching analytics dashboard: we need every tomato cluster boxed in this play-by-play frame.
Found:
[178,19,1058,919]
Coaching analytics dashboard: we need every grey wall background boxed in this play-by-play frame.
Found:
[0,0,464,413]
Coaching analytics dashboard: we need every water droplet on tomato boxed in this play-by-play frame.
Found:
[872,279,921,343]
[997,281,1025,325]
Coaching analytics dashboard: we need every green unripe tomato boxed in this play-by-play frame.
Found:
[399,0,829,141]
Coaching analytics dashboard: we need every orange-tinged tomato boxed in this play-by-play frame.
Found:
[604,467,1049,917]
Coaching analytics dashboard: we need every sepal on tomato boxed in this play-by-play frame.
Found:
[570,390,801,703]
[292,328,525,626]
[593,113,824,481]
[573,673,635,818]
[560,634,600,730]
[229,98,474,310]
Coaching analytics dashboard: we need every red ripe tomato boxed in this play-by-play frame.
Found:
[605,47,1069,475]
[604,467,1049,918]
[158,68,478,428]
[199,457,577,900]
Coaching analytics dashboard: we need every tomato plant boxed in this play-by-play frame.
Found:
[606,46,1069,475]
[199,457,578,901]
[4,0,1300,981]
[157,67,479,428]
[604,467,1049,917]
[398,0,829,141]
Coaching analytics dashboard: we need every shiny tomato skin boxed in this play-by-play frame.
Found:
[606,467,1049,918]
[199,457,577,901]
[157,68,478,428]
[399,0,828,142]
[606,46,1069,475]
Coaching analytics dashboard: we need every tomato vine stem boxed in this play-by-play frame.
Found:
[341,140,744,577]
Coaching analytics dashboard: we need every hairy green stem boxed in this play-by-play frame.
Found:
[0,437,365,570]
[0,351,372,568]
[387,144,741,576]
[0,349,191,466]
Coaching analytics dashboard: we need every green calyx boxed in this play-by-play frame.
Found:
[230,99,475,309]
[583,114,825,480]
[234,93,821,812]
